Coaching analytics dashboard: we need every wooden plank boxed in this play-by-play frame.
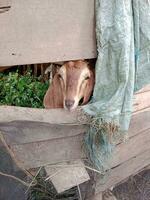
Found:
[0,110,149,145]
[0,0,96,66]
[0,121,87,145]
[0,0,11,7]
[128,110,150,137]
[1,113,149,170]
[95,149,150,193]
[0,86,149,170]
[0,0,11,14]
[135,84,150,94]
[45,160,90,193]
[111,128,150,168]
[0,86,149,123]
[9,133,85,169]
[133,90,150,112]
[0,106,81,124]
[0,7,10,13]
[0,108,149,170]
[0,108,149,143]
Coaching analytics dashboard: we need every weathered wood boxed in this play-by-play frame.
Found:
[0,109,149,171]
[0,0,11,14]
[133,89,150,112]
[0,104,150,170]
[0,121,87,145]
[0,86,149,190]
[0,0,11,7]
[0,87,149,123]
[128,110,150,137]
[0,0,96,66]
[0,106,80,124]
[9,133,85,169]
[45,160,90,193]
[111,128,150,168]
[135,84,150,94]
[95,149,150,193]
[0,109,149,145]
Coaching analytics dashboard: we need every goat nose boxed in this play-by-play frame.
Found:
[65,100,75,109]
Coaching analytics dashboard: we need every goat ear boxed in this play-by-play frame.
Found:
[82,68,95,105]
[43,74,63,108]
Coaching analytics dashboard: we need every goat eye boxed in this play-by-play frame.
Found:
[58,74,63,79]
[85,76,90,80]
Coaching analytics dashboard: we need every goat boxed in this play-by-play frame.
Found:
[43,60,95,111]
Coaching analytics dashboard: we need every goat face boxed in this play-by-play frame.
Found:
[44,60,95,111]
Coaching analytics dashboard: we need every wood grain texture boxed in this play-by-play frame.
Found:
[111,128,150,168]
[0,86,149,187]
[45,160,90,193]
[0,121,87,145]
[0,87,149,170]
[9,133,85,169]
[0,0,11,14]
[0,106,80,124]
[128,110,150,137]
[0,110,149,145]
[0,0,11,7]
[135,84,150,94]
[133,89,150,113]
[95,149,150,193]
[0,0,96,66]
[0,109,149,170]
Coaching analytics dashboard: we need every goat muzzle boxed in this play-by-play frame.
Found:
[64,99,75,110]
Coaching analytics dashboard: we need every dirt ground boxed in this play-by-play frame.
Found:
[0,144,28,200]
[113,169,150,200]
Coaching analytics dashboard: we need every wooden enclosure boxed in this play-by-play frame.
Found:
[0,0,150,199]
[0,85,150,197]
[0,0,96,66]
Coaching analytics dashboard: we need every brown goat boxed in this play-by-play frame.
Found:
[43,60,95,111]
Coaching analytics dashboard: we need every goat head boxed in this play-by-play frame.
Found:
[44,60,95,111]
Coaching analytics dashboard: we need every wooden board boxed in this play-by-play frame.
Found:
[0,121,87,145]
[133,86,150,113]
[0,86,149,124]
[8,133,85,169]
[0,88,150,170]
[0,106,81,124]
[0,0,11,7]
[0,86,149,192]
[111,128,150,168]
[45,160,90,193]
[95,149,150,193]
[128,110,150,137]
[0,109,149,145]
[0,1,11,14]
[0,0,96,66]
[135,84,150,94]
[0,108,149,170]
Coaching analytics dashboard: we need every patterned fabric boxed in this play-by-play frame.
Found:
[83,0,150,170]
